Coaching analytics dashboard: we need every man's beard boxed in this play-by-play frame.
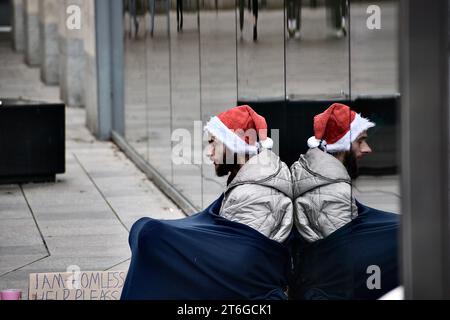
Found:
[215,152,242,186]
[343,150,359,180]
[215,163,232,177]
[214,152,238,177]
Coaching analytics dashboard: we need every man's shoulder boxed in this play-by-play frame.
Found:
[226,183,273,199]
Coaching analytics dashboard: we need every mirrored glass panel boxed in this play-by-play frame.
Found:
[349,0,401,297]
[146,0,173,182]
[237,0,285,99]
[199,2,238,207]
[349,0,400,215]
[350,0,398,96]
[170,0,203,209]
[285,0,350,99]
[124,0,149,161]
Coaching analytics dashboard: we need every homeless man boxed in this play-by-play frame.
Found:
[121,105,294,300]
[289,103,400,300]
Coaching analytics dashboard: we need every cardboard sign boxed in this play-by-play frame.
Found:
[28,271,127,300]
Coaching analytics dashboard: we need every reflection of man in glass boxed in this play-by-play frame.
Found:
[148,0,183,33]
[148,0,171,36]
[238,0,259,41]
[326,0,348,37]
[177,0,183,31]
[306,104,374,181]
[287,0,302,39]
[292,103,375,243]
[289,104,400,300]
[125,0,140,37]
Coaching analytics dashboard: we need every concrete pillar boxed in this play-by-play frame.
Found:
[400,0,450,299]
[39,0,60,85]
[24,0,41,66]
[83,0,124,140]
[58,2,66,103]
[12,0,25,52]
[58,0,85,107]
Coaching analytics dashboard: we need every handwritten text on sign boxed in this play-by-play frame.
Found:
[28,271,126,300]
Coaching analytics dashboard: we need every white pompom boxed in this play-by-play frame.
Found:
[307,136,322,149]
[259,137,274,150]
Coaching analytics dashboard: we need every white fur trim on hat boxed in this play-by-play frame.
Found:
[204,116,259,155]
[326,113,375,153]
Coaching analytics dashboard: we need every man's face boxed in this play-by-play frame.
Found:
[343,131,372,180]
[206,135,231,177]
[351,131,372,161]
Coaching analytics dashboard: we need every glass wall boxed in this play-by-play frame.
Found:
[199,1,237,205]
[350,0,398,96]
[124,0,148,161]
[122,0,400,216]
[237,1,285,99]
[146,0,172,184]
[286,0,349,99]
[349,0,400,215]
[169,1,203,208]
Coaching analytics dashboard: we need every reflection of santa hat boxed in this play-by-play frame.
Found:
[307,103,375,153]
[204,105,274,155]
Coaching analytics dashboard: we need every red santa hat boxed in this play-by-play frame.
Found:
[307,103,375,153]
[204,105,274,155]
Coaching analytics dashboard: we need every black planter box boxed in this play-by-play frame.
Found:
[0,99,65,184]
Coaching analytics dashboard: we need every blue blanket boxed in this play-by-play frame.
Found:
[121,196,399,300]
[120,195,290,300]
[287,201,400,300]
